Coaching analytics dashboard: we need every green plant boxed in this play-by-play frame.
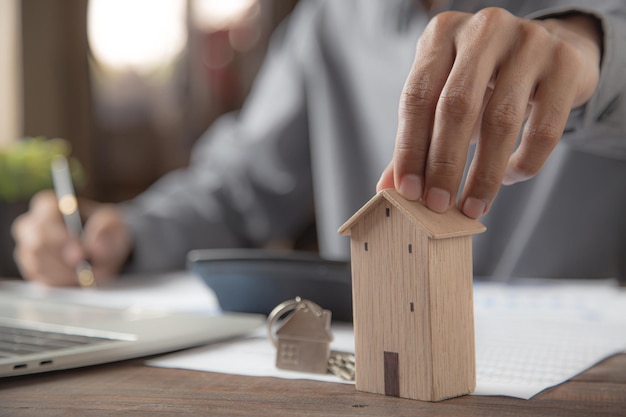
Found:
[0,137,85,202]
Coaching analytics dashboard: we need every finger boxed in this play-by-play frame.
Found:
[11,213,67,255]
[460,47,540,218]
[502,83,573,185]
[14,244,78,286]
[11,209,81,285]
[392,13,460,201]
[469,86,494,145]
[425,12,514,213]
[62,237,88,267]
[83,206,132,280]
[503,71,576,185]
[29,190,61,219]
[376,160,395,192]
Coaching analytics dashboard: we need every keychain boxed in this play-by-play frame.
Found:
[267,297,355,380]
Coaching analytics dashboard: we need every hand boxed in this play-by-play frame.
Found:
[377,8,602,218]
[11,190,133,286]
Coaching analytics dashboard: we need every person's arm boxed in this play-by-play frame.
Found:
[377,4,626,219]
[120,2,320,273]
[12,0,323,284]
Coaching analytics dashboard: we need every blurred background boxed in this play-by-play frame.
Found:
[0,0,298,276]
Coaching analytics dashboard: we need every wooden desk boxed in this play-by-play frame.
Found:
[1,353,625,416]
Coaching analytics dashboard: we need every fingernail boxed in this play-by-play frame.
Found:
[398,174,423,201]
[502,168,525,185]
[425,187,450,213]
[501,173,516,185]
[463,197,487,219]
[376,175,387,192]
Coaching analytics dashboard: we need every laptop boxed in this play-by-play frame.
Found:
[0,291,264,377]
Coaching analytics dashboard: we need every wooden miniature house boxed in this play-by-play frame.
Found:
[338,189,485,401]
[275,303,333,374]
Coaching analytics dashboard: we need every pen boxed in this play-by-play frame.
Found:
[51,155,96,288]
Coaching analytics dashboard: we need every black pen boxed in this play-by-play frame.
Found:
[51,155,95,287]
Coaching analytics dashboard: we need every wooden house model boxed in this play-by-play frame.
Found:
[275,302,333,374]
[338,189,485,401]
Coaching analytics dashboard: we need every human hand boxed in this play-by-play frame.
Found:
[377,8,602,218]
[11,190,133,286]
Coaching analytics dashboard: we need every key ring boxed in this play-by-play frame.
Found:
[267,296,326,347]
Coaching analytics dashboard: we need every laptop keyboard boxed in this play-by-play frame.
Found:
[0,325,118,358]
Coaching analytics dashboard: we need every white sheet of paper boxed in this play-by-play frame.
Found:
[148,324,356,384]
[472,279,626,397]
[0,272,219,313]
[147,279,626,399]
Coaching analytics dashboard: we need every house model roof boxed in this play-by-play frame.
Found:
[338,188,486,239]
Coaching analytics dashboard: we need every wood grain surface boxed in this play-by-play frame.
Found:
[1,353,625,416]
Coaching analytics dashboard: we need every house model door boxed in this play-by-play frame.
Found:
[384,351,400,397]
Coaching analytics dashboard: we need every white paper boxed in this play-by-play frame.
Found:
[147,324,356,384]
[0,272,220,314]
[472,279,626,398]
[148,279,626,399]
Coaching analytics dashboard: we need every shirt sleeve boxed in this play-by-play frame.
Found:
[527,2,626,159]
[120,1,320,272]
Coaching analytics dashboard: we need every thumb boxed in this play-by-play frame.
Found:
[61,236,88,268]
[376,160,396,193]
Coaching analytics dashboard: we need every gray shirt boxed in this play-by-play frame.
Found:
[123,0,626,280]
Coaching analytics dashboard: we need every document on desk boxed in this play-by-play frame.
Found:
[147,279,626,399]
[0,272,220,313]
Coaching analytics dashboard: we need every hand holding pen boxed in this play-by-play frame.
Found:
[11,158,133,287]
